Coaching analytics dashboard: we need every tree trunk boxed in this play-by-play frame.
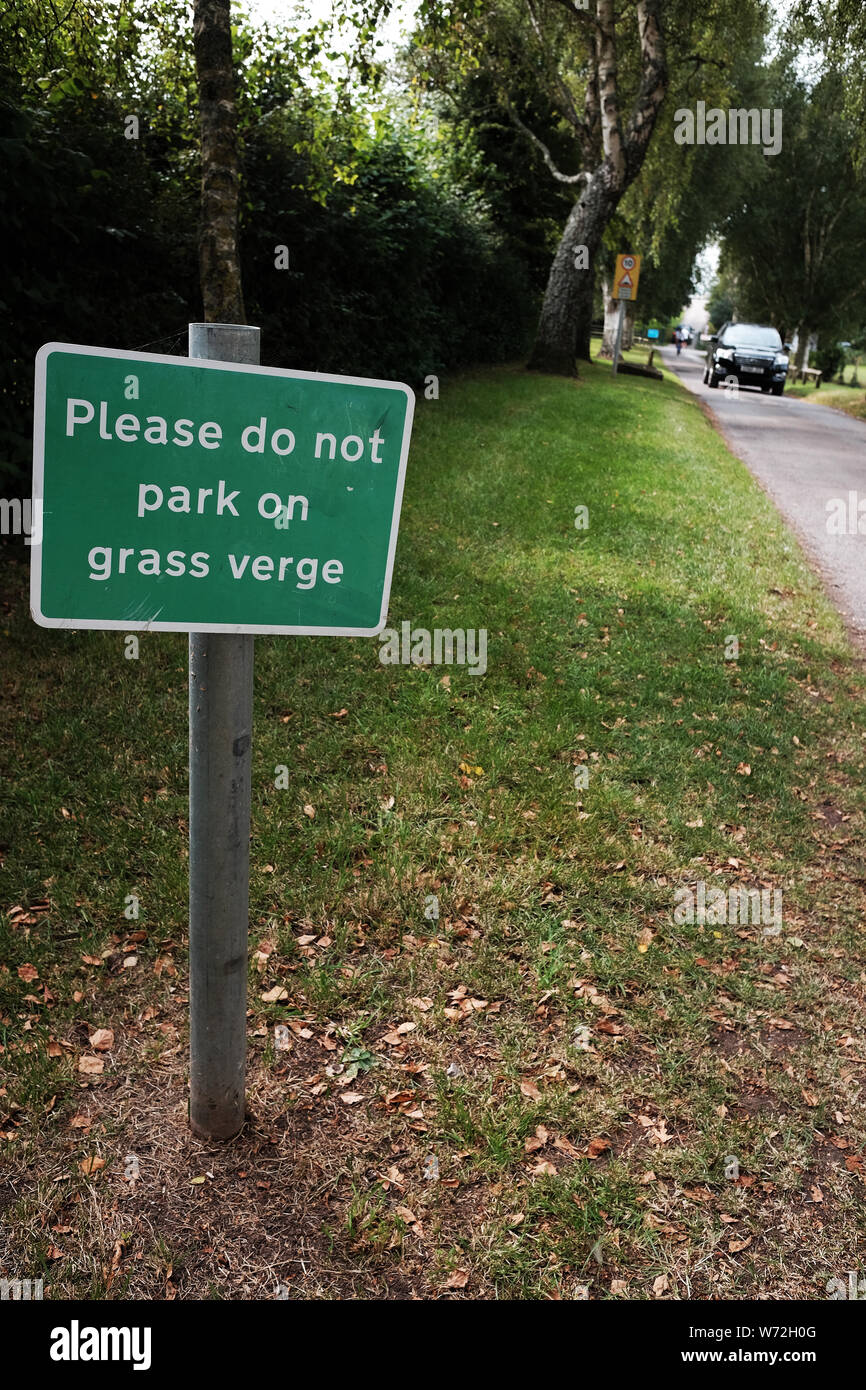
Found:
[600,286,635,356]
[793,327,810,374]
[527,173,620,373]
[574,259,595,362]
[193,0,245,323]
[600,277,619,357]
[623,300,636,350]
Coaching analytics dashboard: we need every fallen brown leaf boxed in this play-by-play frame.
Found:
[260,985,289,1003]
[587,1137,611,1159]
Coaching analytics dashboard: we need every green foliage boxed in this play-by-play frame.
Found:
[813,341,845,380]
[707,266,739,331]
[242,105,536,384]
[791,0,866,170]
[717,65,866,344]
[0,3,535,492]
[0,72,197,488]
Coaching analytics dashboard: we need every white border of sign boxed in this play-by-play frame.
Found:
[31,343,415,637]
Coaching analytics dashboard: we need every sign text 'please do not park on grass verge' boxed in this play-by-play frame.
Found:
[31,344,414,636]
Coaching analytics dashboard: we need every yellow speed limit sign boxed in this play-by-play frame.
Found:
[614,253,641,301]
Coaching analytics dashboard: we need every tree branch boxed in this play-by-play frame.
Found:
[503,95,592,184]
[622,0,668,183]
[547,0,599,30]
[595,0,625,184]
[524,0,591,143]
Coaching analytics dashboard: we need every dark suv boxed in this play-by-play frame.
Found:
[704,322,791,395]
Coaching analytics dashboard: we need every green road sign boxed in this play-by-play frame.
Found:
[31,343,414,635]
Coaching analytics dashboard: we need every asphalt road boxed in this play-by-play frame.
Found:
[664,345,866,645]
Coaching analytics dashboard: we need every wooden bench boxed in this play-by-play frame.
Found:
[795,365,823,387]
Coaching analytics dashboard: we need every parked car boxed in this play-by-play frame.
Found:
[704,322,791,394]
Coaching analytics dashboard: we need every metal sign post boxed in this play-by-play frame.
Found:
[188,322,259,1140]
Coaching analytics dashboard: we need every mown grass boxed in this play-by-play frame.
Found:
[2,357,865,1300]
[785,375,866,422]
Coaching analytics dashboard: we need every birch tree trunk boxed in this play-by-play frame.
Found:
[623,300,636,349]
[600,276,620,357]
[527,178,620,373]
[794,326,810,374]
[193,0,245,323]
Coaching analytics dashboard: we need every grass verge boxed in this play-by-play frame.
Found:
[2,358,865,1300]
[783,378,866,422]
